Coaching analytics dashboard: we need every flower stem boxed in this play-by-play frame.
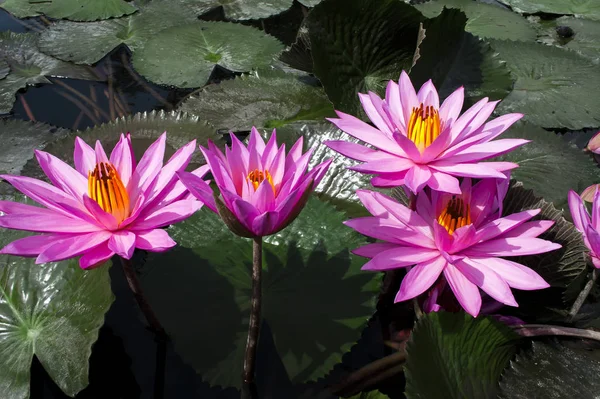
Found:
[513,324,600,343]
[568,268,599,321]
[243,237,263,383]
[119,257,167,339]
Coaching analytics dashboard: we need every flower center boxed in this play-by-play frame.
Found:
[88,162,130,223]
[247,169,276,193]
[407,104,441,151]
[437,196,471,235]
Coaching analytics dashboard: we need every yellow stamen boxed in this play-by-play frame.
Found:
[407,104,441,151]
[247,169,276,194]
[437,196,471,235]
[88,162,130,223]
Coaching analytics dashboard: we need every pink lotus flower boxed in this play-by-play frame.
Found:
[177,128,332,237]
[587,131,600,154]
[346,178,560,317]
[0,133,207,269]
[325,71,527,194]
[569,188,600,268]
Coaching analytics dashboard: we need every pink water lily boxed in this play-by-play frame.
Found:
[0,133,207,269]
[587,131,600,154]
[325,71,527,194]
[569,188,600,268]
[347,178,560,317]
[177,127,332,237]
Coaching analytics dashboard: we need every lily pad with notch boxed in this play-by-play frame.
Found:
[537,16,600,64]
[0,0,137,21]
[497,0,600,21]
[179,0,293,20]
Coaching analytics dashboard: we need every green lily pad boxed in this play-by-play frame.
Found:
[0,32,99,114]
[0,194,114,399]
[537,16,600,64]
[1,0,137,21]
[132,21,285,88]
[494,121,599,208]
[177,69,334,131]
[38,0,200,65]
[306,0,423,116]
[0,0,40,18]
[497,0,600,20]
[0,60,9,80]
[298,0,322,6]
[0,119,69,176]
[499,341,600,398]
[492,39,600,129]
[279,22,313,73]
[405,312,519,399]
[410,8,512,107]
[181,0,293,20]
[415,0,538,41]
[142,198,380,389]
[21,110,222,182]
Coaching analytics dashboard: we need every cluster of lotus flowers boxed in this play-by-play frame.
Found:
[1,71,599,318]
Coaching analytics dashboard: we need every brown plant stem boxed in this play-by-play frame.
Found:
[243,237,263,383]
[513,324,600,343]
[19,96,35,122]
[569,268,599,321]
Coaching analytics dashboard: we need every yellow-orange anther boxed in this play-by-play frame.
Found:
[247,169,276,194]
[88,162,130,223]
[407,104,441,151]
[437,196,471,235]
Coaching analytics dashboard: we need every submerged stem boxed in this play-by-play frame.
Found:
[513,324,600,343]
[568,268,599,321]
[243,237,263,383]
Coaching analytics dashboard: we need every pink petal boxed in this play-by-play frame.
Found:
[350,157,414,174]
[199,145,236,194]
[429,162,509,179]
[129,199,201,230]
[0,234,65,256]
[74,137,96,175]
[159,164,210,208]
[362,247,440,271]
[231,197,260,233]
[404,165,432,194]
[261,130,279,167]
[108,230,136,259]
[500,220,554,239]
[592,188,600,230]
[433,222,453,253]
[79,241,114,269]
[451,224,477,253]
[129,132,166,195]
[474,209,540,243]
[324,140,387,162]
[110,134,134,187]
[444,263,482,317]
[36,231,111,264]
[385,80,404,128]
[351,242,398,258]
[416,79,440,109]
[82,195,118,230]
[467,113,524,145]
[439,86,464,128]
[569,190,591,233]
[344,217,435,248]
[453,100,499,143]
[468,257,549,290]
[35,150,88,201]
[248,127,266,156]
[456,258,518,307]
[268,145,286,188]
[359,92,393,136]
[448,97,489,144]
[370,171,408,187]
[176,170,217,213]
[465,237,562,257]
[285,136,304,167]
[252,178,276,213]
[395,256,446,302]
[398,71,419,127]
[586,225,600,256]
[440,139,529,163]
[427,171,461,194]
[251,211,280,236]
[587,131,600,153]
[135,229,176,252]
[0,211,100,233]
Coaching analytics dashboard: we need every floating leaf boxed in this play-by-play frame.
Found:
[0,120,68,176]
[279,22,313,73]
[405,312,519,399]
[499,341,600,399]
[410,8,512,107]
[0,0,40,18]
[0,195,114,399]
[181,0,293,20]
[142,198,380,388]
[502,181,588,307]
[497,0,600,20]
[21,111,221,181]
[494,121,599,208]
[177,69,334,131]
[132,21,284,88]
[38,0,199,65]
[39,0,136,21]
[307,0,423,115]
[415,0,537,41]
[0,60,9,80]
[537,16,600,64]
[0,32,99,114]
[492,39,600,129]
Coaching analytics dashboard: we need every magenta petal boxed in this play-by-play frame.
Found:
[231,198,259,233]
[433,222,453,252]
[416,79,440,109]
[35,150,88,200]
[135,229,176,252]
[385,80,404,127]
[586,224,600,256]
[569,190,590,233]
[469,257,549,290]
[324,140,386,162]
[456,258,518,307]
[130,199,201,230]
[108,230,136,259]
[251,211,280,236]
[474,209,540,243]
[74,137,96,176]
[83,195,118,230]
[36,231,111,264]
[248,127,266,156]
[441,139,529,163]
[352,242,398,258]
[428,171,461,194]
[261,130,279,168]
[429,162,508,179]
[159,164,210,208]
[439,86,464,128]
[395,256,446,302]
[362,247,440,271]
[345,217,435,248]
[448,97,488,144]
[176,170,217,213]
[350,157,414,174]
[399,71,419,126]
[200,146,236,194]
[370,171,408,187]
[501,220,554,239]
[110,134,134,187]
[465,237,562,257]
[94,140,109,163]
[130,132,166,194]
[355,189,391,218]
[79,241,114,269]
[0,234,64,256]
[0,211,100,233]
[471,113,524,144]
[443,263,482,317]
[253,178,276,213]
[285,136,304,166]
[359,92,393,136]
[404,165,432,194]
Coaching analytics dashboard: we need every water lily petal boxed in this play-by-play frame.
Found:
[352,242,398,258]
[0,234,66,256]
[404,165,432,194]
[428,171,461,194]
[108,230,136,259]
[474,209,540,243]
[135,229,176,252]
[465,237,562,257]
[74,137,96,176]
[456,258,518,307]
[398,70,419,126]
[177,170,217,213]
[0,211,100,233]
[359,92,393,136]
[362,247,440,270]
[569,190,591,233]
[129,132,166,195]
[444,263,482,317]
[439,86,464,129]
[468,257,549,290]
[36,231,111,264]
[324,140,388,162]
[79,241,114,269]
[429,161,509,179]
[110,134,134,187]
[130,199,201,230]
[35,150,88,201]
[395,256,446,302]
[500,220,554,239]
